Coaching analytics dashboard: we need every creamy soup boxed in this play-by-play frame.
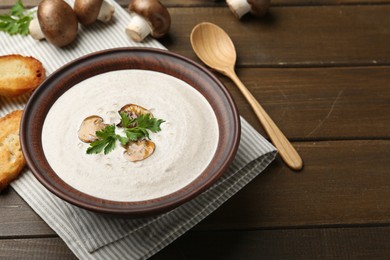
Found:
[42,70,219,202]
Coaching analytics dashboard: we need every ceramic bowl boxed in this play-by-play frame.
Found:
[20,48,240,216]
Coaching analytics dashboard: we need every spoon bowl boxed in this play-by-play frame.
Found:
[191,22,303,171]
[191,22,237,75]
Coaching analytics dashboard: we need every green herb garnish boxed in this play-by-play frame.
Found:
[0,0,33,36]
[86,125,119,155]
[86,113,165,155]
[124,113,165,141]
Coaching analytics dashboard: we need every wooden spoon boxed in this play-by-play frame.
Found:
[190,22,303,170]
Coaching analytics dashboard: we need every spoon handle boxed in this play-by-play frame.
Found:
[227,69,303,170]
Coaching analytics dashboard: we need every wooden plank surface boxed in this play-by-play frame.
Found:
[1,140,389,237]
[2,226,390,259]
[220,66,390,140]
[3,0,390,7]
[1,0,390,259]
[0,238,77,260]
[0,188,54,238]
[161,6,390,67]
[153,227,390,259]
[199,140,390,230]
[2,3,390,67]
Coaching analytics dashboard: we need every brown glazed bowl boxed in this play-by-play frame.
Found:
[21,48,240,216]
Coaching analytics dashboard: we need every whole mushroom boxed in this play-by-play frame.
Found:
[226,0,270,19]
[74,0,115,25]
[126,0,171,42]
[29,0,78,47]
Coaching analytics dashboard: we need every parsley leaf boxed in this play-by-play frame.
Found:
[119,112,132,128]
[11,0,25,17]
[86,139,109,154]
[0,0,33,36]
[117,135,130,146]
[125,128,146,141]
[86,125,121,155]
[123,114,164,141]
[137,114,165,133]
[95,124,116,139]
[85,112,165,155]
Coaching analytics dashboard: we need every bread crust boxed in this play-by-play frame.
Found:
[0,110,25,192]
[0,55,46,97]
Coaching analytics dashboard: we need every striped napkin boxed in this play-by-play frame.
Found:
[0,0,276,259]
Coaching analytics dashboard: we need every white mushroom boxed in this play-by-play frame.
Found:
[28,18,44,40]
[123,140,156,162]
[74,0,115,25]
[78,116,108,143]
[126,0,171,42]
[226,0,270,19]
[29,0,78,47]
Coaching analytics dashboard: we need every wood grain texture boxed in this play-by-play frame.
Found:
[0,237,77,260]
[2,3,390,67]
[198,140,390,230]
[3,0,390,8]
[160,6,390,67]
[0,188,54,237]
[219,66,390,140]
[1,140,389,237]
[2,226,390,259]
[153,227,390,259]
[1,1,389,259]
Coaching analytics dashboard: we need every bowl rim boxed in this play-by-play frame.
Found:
[20,47,241,216]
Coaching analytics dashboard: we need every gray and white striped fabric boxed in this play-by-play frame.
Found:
[0,0,276,259]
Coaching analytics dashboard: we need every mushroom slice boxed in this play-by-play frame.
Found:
[126,0,171,42]
[78,116,108,143]
[124,140,156,162]
[226,0,270,19]
[74,0,115,25]
[118,104,152,126]
[29,0,79,47]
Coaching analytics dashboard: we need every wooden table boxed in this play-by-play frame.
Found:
[1,0,390,258]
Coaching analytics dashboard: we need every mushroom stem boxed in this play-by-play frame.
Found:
[97,0,115,22]
[226,0,251,19]
[29,18,45,40]
[125,14,152,42]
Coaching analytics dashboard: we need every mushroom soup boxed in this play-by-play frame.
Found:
[41,70,219,201]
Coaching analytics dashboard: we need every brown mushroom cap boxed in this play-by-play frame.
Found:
[128,0,171,38]
[248,0,270,17]
[124,140,156,162]
[118,104,152,127]
[78,115,108,143]
[74,0,103,25]
[38,0,79,47]
[119,104,152,119]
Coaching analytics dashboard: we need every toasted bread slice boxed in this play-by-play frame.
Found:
[0,110,25,192]
[0,55,45,97]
